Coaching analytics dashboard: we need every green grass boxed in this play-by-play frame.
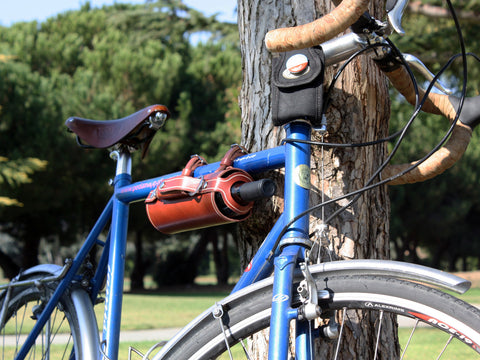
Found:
[1,289,230,336]
[98,290,231,331]
[452,287,480,304]
[119,328,480,359]
[398,327,479,359]
[3,277,480,359]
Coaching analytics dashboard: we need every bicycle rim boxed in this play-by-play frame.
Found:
[154,273,480,359]
[0,274,85,360]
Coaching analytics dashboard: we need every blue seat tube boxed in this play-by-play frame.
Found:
[103,151,132,360]
[269,121,312,360]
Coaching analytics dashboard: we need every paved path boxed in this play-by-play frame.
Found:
[119,328,182,342]
[2,328,182,347]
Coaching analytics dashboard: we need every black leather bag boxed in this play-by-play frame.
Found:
[271,46,325,127]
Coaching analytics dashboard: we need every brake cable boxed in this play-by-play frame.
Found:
[268,0,472,258]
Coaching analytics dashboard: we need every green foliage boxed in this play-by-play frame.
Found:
[394,2,480,94]
[0,157,46,188]
[5,0,477,278]
[0,0,242,273]
[388,3,480,270]
[0,157,47,206]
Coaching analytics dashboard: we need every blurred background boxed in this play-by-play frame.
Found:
[1,0,480,291]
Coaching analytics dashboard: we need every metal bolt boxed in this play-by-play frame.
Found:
[212,303,224,319]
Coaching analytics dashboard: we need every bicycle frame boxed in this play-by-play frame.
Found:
[12,116,475,360]
[15,120,315,360]
[22,115,471,359]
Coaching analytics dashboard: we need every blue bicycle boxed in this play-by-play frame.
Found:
[2,0,480,359]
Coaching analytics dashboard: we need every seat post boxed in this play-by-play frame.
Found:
[110,149,132,178]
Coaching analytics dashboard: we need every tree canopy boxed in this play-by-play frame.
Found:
[0,0,241,278]
[388,0,480,270]
[1,0,480,283]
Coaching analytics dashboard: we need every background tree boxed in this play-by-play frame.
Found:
[0,157,47,207]
[1,0,479,294]
[388,0,480,270]
[237,0,480,357]
[0,1,242,287]
[237,0,396,357]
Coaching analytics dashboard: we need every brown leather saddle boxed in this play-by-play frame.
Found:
[65,104,170,158]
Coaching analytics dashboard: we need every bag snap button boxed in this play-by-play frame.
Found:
[286,54,309,74]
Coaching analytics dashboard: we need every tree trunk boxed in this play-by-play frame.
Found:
[215,227,231,285]
[130,230,146,291]
[0,249,20,280]
[22,226,40,269]
[238,0,394,357]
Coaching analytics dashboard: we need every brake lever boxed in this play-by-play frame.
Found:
[386,0,409,35]
[402,53,454,95]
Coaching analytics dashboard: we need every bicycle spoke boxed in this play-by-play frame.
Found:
[17,304,28,351]
[436,335,454,360]
[44,312,70,360]
[45,318,51,360]
[373,310,384,360]
[333,307,347,360]
[236,339,250,360]
[61,334,73,360]
[401,319,420,359]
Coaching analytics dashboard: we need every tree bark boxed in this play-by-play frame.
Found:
[130,230,146,291]
[238,0,395,357]
[0,249,20,280]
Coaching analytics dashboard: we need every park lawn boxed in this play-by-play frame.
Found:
[118,329,479,360]
[454,287,480,304]
[3,287,480,359]
[96,289,231,331]
[112,285,480,332]
[397,327,479,359]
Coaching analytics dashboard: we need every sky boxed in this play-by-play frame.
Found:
[0,0,238,27]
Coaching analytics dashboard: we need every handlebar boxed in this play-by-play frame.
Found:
[379,64,480,185]
[264,2,480,185]
[264,0,370,52]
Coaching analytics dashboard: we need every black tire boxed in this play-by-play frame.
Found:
[0,271,93,360]
[154,273,480,359]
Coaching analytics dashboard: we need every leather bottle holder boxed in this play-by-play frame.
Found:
[145,146,254,234]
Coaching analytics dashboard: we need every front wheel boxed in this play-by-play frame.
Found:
[154,273,480,359]
[0,267,100,360]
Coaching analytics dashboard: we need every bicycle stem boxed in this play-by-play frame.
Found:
[320,28,449,95]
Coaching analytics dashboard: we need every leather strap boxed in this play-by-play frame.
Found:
[149,147,248,201]
[182,155,207,176]
[219,145,248,170]
[154,176,205,200]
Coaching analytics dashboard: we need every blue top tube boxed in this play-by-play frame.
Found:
[115,145,286,204]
